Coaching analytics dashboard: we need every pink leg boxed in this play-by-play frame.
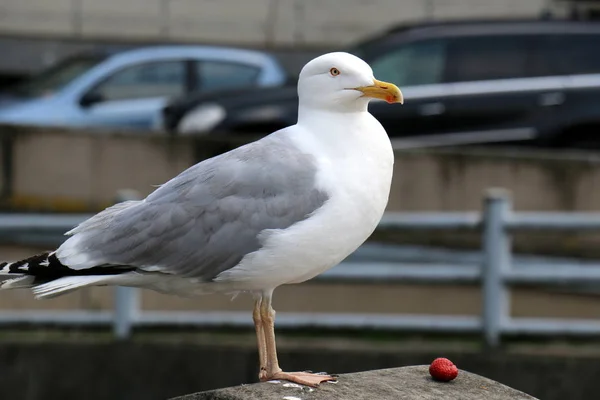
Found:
[252,296,268,381]
[258,291,336,387]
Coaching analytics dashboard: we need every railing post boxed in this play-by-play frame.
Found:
[482,188,512,348]
[112,189,142,340]
[114,286,139,339]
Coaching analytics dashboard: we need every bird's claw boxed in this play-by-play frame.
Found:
[265,371,336,387]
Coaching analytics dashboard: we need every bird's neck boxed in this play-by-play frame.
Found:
[294,107,393,164]
[298,99,369,117]
[297,107,367,132]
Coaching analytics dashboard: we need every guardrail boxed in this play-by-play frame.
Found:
[1,188,600,347]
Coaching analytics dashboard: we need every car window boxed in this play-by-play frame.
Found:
[445,36,532,83]
[91,61,185,101]
[369,40,447,86]
[197,61,260,91]
[540,34,600,75]
[12,56,105,97]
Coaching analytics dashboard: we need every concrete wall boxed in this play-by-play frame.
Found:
[2,125,600,213]
[389,148,600,212]
[1,126,195,211]
[0,0,550,48]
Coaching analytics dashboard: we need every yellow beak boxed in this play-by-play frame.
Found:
[355,79,403,104]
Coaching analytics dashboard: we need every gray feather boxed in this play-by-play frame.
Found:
[60,134,329,280]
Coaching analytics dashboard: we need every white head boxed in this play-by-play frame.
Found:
[297,52,403,113]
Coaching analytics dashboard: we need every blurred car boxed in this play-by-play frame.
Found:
[0,45,287,131]
[163,19,600,148]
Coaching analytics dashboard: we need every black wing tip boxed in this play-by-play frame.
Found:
[1,251,135,282]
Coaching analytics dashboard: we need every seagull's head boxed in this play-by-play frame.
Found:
[297,52,403,113]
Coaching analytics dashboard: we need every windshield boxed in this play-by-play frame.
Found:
[11,55,106,97]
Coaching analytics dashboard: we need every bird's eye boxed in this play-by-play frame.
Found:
[330,67,340,76]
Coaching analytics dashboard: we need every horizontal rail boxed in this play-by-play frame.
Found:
[505,266,600,284]
[0,311,113,325]
[0,311,482,333]
[137,312,483,332]
[379,212,481,230]
[0,214,91,232]
[322,263,600,285]
[319,263,480,284]
[4,311,600,337]
[0,212,484,232]
[3,211,600,235]
[506,213,600,230]
[504,318,600,335]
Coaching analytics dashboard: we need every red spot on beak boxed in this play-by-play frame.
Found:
[386,95,395,104]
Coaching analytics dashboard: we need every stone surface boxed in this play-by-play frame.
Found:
[172,366,538,400]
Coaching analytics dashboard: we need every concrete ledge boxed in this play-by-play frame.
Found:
[173,366,538,400]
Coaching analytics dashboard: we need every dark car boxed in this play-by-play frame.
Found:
[162,19,600,148]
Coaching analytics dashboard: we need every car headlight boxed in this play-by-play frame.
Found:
[177,103,226,135]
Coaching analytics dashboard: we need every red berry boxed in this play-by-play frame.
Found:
[429,358,459,382]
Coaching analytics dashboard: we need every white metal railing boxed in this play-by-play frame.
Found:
[1,187,600,347]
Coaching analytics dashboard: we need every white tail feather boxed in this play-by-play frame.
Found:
[31,272,159,299]
[33,276,113,299]
[0,276,35,289]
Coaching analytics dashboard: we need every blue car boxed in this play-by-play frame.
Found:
[0,45,287,131]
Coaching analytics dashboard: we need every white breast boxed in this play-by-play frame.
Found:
[215,111,394,290]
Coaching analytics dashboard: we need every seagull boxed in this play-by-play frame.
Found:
[0,52,402,387]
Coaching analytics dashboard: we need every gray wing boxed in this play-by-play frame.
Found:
[57,134,329,280]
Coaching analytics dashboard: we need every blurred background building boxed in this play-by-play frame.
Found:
[0,0,591,82]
